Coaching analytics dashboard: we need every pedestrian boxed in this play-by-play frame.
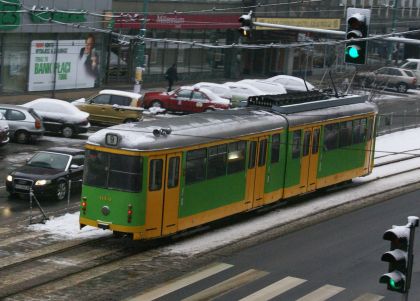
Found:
[165,63,178,92]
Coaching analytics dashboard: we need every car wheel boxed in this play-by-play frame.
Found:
[62,125,74,138]
[150,100,163,108]
[56,181,68,201]
[397,83,408,93]
[14,130,29,144]
[123,118,136,123]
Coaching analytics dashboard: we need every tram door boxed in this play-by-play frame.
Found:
[246,137,268,209]
[162,153,181,236]
[300,127,321,193]
[145,155,166,238]
[144,153,181,238]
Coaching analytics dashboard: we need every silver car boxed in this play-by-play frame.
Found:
[0,104,44,143]
[0,112,9,147]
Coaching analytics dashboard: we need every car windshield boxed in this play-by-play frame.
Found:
[27,152,70,170]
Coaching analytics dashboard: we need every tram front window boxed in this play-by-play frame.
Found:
[84,150,143,192]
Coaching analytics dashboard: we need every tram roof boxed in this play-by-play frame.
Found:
[87,109,287,151]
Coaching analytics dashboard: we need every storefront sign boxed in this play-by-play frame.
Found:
[255,18,341,30]
[28,40,99,91]
[30,10,86,23]
[114,13,238,30]
[0,0,20,30]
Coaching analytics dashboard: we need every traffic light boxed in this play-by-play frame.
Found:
[238,11,253,39]
[344,8,371,65]
[380,216,419,294]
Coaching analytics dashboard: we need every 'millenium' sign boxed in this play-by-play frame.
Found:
[0,0,86,30]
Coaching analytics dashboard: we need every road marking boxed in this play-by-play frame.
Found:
[127,262,233,301]
[240,276,307,301]
[296,284,345,301]
[0,185,6,189]
[183,269,268,301]
[352,293,384,301]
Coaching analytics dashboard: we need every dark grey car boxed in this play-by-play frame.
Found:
[0,104,45,143]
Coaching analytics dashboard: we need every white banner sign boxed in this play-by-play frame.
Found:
[28,40,99,91]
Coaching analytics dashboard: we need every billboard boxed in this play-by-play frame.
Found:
[28,39,99,91]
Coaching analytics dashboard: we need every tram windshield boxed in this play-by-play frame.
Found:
[83,149,143,192]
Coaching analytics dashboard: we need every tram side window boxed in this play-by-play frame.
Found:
[207,144,227,179]
[84,150,109,188]
[291,130,301,159]
[149,159,163,191]
[108,154,142,192]
[271,134,281,163]
[167,157,180,188]
[258,139,268,166]
[186,148,207,185]
[339,121,352,148]
[352,119,362,144]
[227,141,246,174]
[323,124,339,151]
[365,118,373,141]
[302,131,311,157]
[248,141,257,169]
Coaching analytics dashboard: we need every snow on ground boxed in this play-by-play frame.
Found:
[27,127,420,254]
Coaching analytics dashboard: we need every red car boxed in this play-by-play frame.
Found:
[141,86,231,113]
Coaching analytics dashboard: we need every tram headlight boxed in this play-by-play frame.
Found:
[35,179,51,186]
[6,175,12,182]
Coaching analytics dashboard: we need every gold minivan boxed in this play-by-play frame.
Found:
[74,90,143,125]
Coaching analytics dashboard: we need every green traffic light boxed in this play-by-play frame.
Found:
[390,278,401,289]
[348,46,360,58]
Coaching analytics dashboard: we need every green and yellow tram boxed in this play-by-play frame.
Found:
[79,92,377,240]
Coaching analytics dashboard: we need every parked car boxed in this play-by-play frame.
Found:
[400,58,420,87]
[141,86,231,113]
[192,82,233,100]
[5,147,85,201]
[223,81,282,106]
[0,104,44,144]
[73,89,143,125]
[22,98,90,138]
[356,67,417,93]
[0,112,10,147]
[264,75,316,92]
[236,79,287,95]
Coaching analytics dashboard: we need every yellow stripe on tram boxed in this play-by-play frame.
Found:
[125,262,233,301]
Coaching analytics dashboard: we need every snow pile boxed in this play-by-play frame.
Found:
[28,212,111,240]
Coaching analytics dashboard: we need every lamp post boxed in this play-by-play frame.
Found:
[134,0,148,93]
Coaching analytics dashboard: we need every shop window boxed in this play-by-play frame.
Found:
[186,148,207,184]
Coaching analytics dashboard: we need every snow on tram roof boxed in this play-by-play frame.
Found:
[87,109,286,151]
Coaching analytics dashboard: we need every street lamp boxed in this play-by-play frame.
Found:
[134,0,148,93]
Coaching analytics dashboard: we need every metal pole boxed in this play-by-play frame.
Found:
[29,189,33,224]
[52,34,59,98]
[133,0,148,93]
[67,179,71,213]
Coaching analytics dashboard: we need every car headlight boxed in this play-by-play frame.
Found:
[6,175,12,182]
[35,179,52,186]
